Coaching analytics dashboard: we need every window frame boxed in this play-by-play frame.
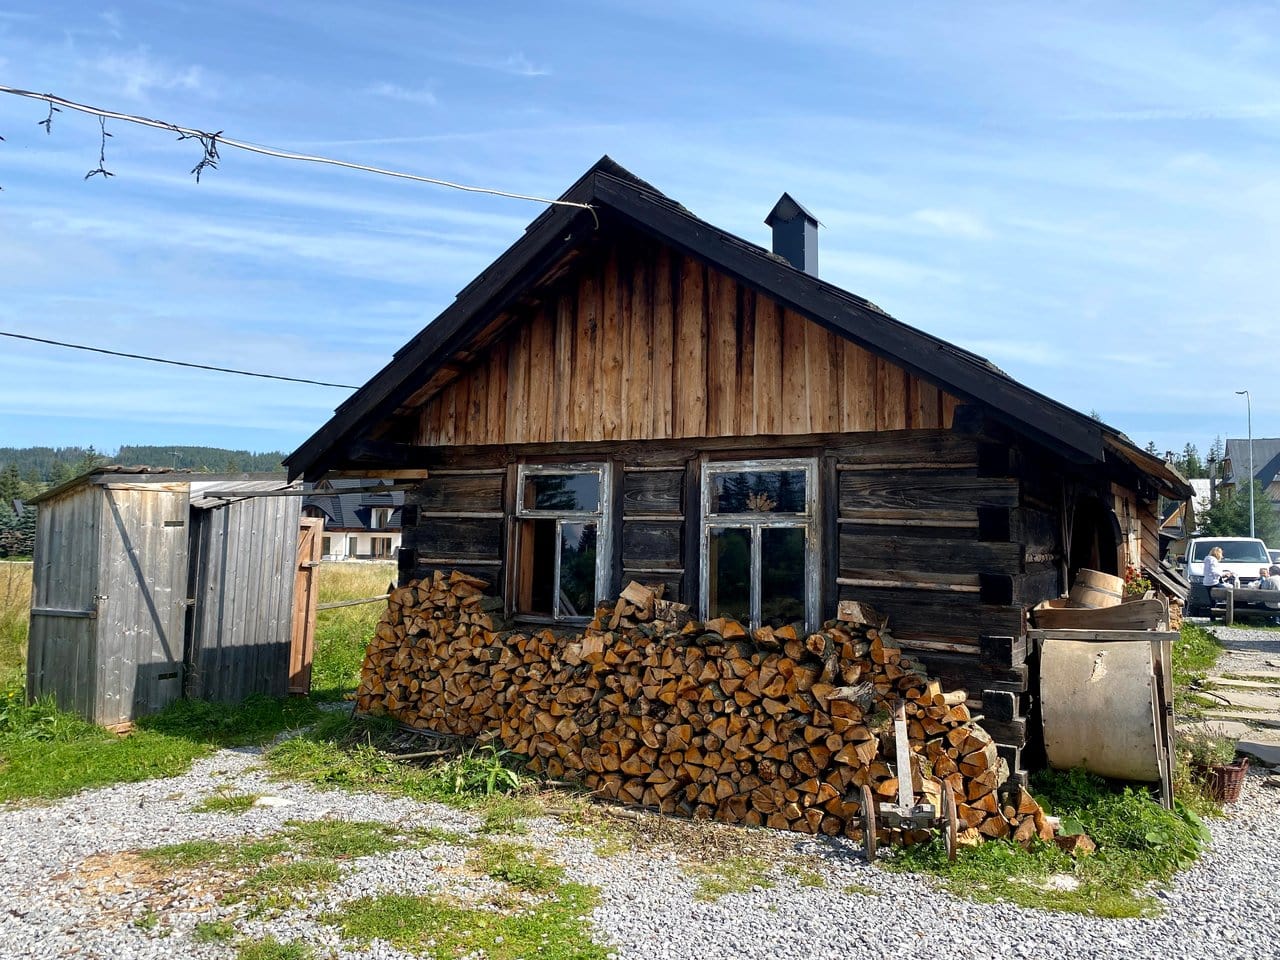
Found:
[514,462,613,622]
[699,457,820,631]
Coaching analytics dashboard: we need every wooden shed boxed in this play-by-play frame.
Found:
[284,157,1190,781]
[26,468,318,726]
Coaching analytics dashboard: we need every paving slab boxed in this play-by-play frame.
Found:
[1237,739,1280,769]
[1201,709,1280,728]
[1222,669,1280,681]
[1206,677,1280,691]
[1199,687,1280,709]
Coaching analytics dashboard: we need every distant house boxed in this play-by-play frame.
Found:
[1220,438,1280,524]
[302,478,403,560]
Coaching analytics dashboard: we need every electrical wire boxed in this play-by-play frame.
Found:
[0,85,599,221]
[0,330,358,389]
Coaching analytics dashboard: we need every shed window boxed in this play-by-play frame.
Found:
[515,464,611,621]
[701,459,818,630]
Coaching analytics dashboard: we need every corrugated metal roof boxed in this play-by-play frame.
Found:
[188,478,300,509]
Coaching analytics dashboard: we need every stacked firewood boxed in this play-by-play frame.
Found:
[355,572,1055,846]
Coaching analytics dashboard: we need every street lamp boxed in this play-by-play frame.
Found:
[1235,390,1254,538]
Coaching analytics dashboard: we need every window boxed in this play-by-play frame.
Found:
[371,507,392,529]
[321,536,331,557]
[347,536,358,557]
[515,463,611,620]
[700,459,818,630]
[371,536,392,558]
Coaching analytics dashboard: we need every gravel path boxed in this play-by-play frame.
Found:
[1201,621,1280,677]
[1,743,1277,960]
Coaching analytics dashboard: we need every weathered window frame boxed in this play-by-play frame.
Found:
[699,458,820,630]
[514,462,613,622]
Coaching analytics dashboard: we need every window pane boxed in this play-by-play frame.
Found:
[522,472,600,512]
[517,519,557,615]
[558,522,598,617]
[760,527,806,628]
[710,470,806,514]
[709,527,752,623]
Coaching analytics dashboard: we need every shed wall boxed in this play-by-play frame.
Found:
[186,494,302,702]
[95,485,190,724]
[26,484,101,719]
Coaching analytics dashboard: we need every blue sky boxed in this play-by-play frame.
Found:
[1,1,1277,460]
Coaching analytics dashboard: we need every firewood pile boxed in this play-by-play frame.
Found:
[355,571,1055,847]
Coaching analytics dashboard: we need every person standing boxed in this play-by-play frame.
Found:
[1203,546,1235,588]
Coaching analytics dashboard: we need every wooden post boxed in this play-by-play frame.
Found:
[289,518,323,694]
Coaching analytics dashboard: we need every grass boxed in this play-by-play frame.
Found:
[310,562,395,701]
[474,841,566,893]
[686,855,775,902]
[0,692,320,803]
[193,920,237,943]
[1173,622,1226,684]
[840,882,880,897]
[237,937,313,960]
[781,863,826,888]
[0,562,30,691]
[324,883,608,960]
[227,858,341,913]
[887,767,1212,917]
[265,711,528,810]
[194,790,261,814]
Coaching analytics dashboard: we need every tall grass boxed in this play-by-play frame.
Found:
[0,562,32,691]
[310,562,395,701]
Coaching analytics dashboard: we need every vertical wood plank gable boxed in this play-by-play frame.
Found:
[651,246,675,438]
[674,256,707,438]
[408,237,970,446]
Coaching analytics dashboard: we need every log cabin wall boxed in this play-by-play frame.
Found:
[412,233,962,449]
[395,427,1049,779]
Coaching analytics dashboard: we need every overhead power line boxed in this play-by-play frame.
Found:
[0,85,598,219]
[0,330,358,389]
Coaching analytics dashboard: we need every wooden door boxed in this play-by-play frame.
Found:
[289,518,323,694]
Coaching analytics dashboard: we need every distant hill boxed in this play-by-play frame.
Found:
[0,445,287,485]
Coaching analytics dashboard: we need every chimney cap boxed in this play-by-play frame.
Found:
[764,192,820,227]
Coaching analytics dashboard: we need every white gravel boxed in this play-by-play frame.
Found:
[1,744,1276,960]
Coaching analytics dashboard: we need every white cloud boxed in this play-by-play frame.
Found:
[94,47,205,99]
[910,208,992,239]
[454,51,550,77]
[366,82,438,106]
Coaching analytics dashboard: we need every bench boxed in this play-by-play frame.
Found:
[1209,586,1280,626]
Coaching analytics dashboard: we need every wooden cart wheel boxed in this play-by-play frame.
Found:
[941,781,959,862]
[861,784,878,863]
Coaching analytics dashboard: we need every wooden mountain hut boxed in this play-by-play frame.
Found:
[284,157,1190,781]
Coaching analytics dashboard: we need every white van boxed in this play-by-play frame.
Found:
[1183,536,1271,616]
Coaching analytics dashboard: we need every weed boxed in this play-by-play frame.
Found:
[324,884,608,960]
[237,936,314,960]
[194,791,260,814]
[840,882,880,897]
[1173,623,1225,683]
[474,841,566,893]
[139,836,287,871]
[133,909,159,932]
[230,859,340,914]
[686,855,775,902]
[781,863,826,888]
[282,818,404,859]
[888,768,1210,917]
[193,920,237,943]
[479,793,544,834]
[266,715,526,808]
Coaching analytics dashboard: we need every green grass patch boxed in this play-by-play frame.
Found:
[888,768,1211,917]
[265,712,527,808]
[0,691,320,804]
[140,836,289,871]
[282,818,406,859]
[686,855,775,902]
[840,882,880,897]
[1173,623,1225,683]
[310,562,395,702]
[237,936,313,960]
[781,863,826,888]
[193,919,237,943]
[229,858,340,914]
[194,790,260,814]
[474,841,566,893]
[324,884,607,960]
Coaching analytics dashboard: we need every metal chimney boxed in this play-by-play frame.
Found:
[764,192,819,275]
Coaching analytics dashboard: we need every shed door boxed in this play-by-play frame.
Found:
[96,485,191,723]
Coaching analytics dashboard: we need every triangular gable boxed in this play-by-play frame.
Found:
[414,229,960,447]
[285,157,1189,500]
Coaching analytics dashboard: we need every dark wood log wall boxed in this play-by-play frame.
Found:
[400,469,507,593]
